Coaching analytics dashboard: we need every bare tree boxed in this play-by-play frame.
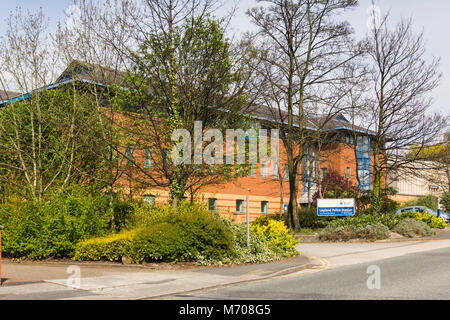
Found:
[364,11,447,214]
[65,0,263,209]
[54,0,139,231]
[247,0,364,230]
[0,9,75,200]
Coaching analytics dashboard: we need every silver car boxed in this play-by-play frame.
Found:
[393,206,450,224]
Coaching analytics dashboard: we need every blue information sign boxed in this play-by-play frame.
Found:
[317,199,355,217]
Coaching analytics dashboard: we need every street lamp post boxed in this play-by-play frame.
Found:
[246,188,251,247]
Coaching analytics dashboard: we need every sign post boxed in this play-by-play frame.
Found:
[246,196,250,247]
[317,199,355,217]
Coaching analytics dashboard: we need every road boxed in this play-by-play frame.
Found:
[171,243,450,300]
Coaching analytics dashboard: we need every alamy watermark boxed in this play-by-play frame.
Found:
[66,265,81,289]
[366,265,381,290]
[170,121,279,169]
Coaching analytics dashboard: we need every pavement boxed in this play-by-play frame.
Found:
[0,254,311,300]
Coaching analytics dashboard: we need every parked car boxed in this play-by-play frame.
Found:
[440,211,450,224]
[393,206,450,224]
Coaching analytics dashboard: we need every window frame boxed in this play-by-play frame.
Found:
[143,195,155,207]
[208,198,217,212]
[236,199,244,214]
[261,201,268,214]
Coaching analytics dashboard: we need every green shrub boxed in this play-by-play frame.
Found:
[218,221,298,265]
[397,211,447,229]
[75,203,235,263]
[251,214,283,227]
[0,185,111,259]
[297,207,331,229]
[75,203,299,265]
[358,188,400,215]
[112,199,136,232]
[441,191,450,212]
[319,223,390,242]
[393,218,435,238]
[327,214,400,230]
[404,194,439,211]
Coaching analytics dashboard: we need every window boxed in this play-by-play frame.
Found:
[273,163,278,180]
[261,201,268,214]
[357,157,371,191]
[208,198,217,212]
[145,147,152,168]
[250,164,255,177]
[321,168,328,180]
[236,199,244,214]
[126,145,135,164]
[346,167,350,181]
[345,135,354,145]
[302,148,317,194]
[261,162,266,179]
[143,195,155,207]
[284,165,289,181]
[357,136,370,152]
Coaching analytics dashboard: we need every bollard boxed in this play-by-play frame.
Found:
[0,225,3,286]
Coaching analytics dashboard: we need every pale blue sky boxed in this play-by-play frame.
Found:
[0,0,448,114]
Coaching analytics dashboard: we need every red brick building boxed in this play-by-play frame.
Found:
[129,116,375,223]
[0,62,376,221]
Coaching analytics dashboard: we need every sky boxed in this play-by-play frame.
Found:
[0,0,449,115]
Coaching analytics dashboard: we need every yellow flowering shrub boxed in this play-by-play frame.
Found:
[73,230,138,262]
[250,219,299,254]
[399,211,447,229]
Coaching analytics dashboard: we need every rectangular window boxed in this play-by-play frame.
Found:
[284,165,289,181]
[145,147,152,168]
[261,201,268,214]
[346,167,350,181]
[250,164,255,177]
[208,198,217,212]
[126,145,135,164]
[236,199,244,214]
[345,135,354,145]
[322,168,328,180]
[273,163,278,180]
[143,195,155,207]
[261,162,266,179]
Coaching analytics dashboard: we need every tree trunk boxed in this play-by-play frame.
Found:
[288,164,301,230]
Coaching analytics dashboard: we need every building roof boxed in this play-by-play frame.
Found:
[248,103,376,136]
[1,60,376,137]
[0,90,20,100]
[56,60,127,87]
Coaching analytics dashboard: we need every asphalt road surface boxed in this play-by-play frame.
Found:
[173,246,450,300]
